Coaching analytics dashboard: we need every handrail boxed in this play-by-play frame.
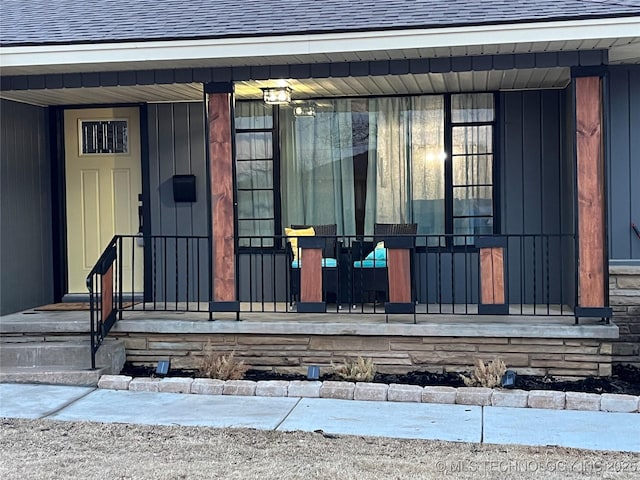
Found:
[87,235,119,370]
[88,234,213,367]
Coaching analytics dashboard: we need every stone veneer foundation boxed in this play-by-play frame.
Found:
[610,265,640,367]
[112,319,617,379]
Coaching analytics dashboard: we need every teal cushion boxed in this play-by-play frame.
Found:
[291,258,337,268]
[353,259,387,268]
[356,243,387,268]
[364,243,387,261]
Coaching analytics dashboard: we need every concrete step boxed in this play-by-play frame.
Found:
[0,339,125,374]
[0,310,91,335]
[0,366,107,386]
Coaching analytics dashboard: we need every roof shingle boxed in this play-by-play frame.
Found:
[2,0,639,46]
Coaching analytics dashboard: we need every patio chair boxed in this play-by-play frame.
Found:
[286,224,340,307]
[351,223,417,305]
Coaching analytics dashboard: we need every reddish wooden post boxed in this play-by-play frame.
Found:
[297,237,326,313]
[207,83,239,313]
[477,237,508,315]
[574,76,611,321]
[384,237,415,314]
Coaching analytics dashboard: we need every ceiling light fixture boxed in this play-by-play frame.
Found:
[262,86,292,104]
[293,102,317,117]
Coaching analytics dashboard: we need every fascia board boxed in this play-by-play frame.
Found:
[1,16,639,70]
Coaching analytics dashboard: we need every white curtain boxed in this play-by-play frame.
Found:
[365,96,445,236]
[280,99,356,236]
[410,95,445,236]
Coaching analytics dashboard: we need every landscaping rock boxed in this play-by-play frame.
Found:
[388,384,423,403]
[565,392,601,411]
[129,377,161,392]
[223,380,256,396]
[97,375,132,391]
[256,380,289,397]
[600,393,639,413]
[422,386,457,404]
[158,377,193,394]
[320,381,355,400]
[456,387,492,406]
[354,382,388,401]
[190,378,224,395]
[528,390,565,409]
[491,389,528,408]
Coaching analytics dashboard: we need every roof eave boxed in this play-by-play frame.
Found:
[2,16,639,75]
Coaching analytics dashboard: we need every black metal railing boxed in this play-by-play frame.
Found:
[236,233,577,317]
[87,234,210,367]
[88,232,578,364]
[87,236,118,369]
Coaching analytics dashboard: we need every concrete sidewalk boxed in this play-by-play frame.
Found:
[1,383,638,453]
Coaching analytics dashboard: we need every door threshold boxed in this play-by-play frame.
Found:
[63,293,144,303]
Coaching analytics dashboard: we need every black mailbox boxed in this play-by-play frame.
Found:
[172,174,196,202]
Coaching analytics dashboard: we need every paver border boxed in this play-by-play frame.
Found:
[97,375,640,413]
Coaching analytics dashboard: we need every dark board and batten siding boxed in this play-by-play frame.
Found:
[500,89,566,235]
[499,89,574,305]
[146,103,209,301]
[0,99,54,314]
[608,67,640,262]
[563,86,577,307]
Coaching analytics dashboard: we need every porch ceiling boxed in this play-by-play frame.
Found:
[2,25,638,107]
[0,67,571,107]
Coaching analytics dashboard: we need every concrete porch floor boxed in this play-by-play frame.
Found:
[0,304,620,380]
[0,304,618,339]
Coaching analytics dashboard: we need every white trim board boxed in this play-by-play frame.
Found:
[2,17,639,74]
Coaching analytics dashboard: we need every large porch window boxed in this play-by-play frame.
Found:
[235,93,495,245]
[235,102,277,247]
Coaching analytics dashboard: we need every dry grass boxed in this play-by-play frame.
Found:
[3,418,637,480]
[198,346,248,380]
[460,358,507,388]
[332,356,376,382]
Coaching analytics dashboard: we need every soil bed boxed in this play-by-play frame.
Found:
[120,363,640,395]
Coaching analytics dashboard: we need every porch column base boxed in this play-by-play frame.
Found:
[575,306,612,319]
[209,301,240,312]
[297,302,326,313]
[385,302,415,314]
[478,304,509,315]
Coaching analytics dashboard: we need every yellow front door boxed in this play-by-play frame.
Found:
[64,107,143,294]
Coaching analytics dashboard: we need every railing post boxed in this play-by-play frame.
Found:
[297,237,326,313]
[477,236,508,315]
[384,236,415,315]
[87,275,96,370]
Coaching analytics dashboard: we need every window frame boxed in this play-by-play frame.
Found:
[234,92,499,252]
[78,118,129,155]
[234,101,282,249]
[444,93,499,248]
